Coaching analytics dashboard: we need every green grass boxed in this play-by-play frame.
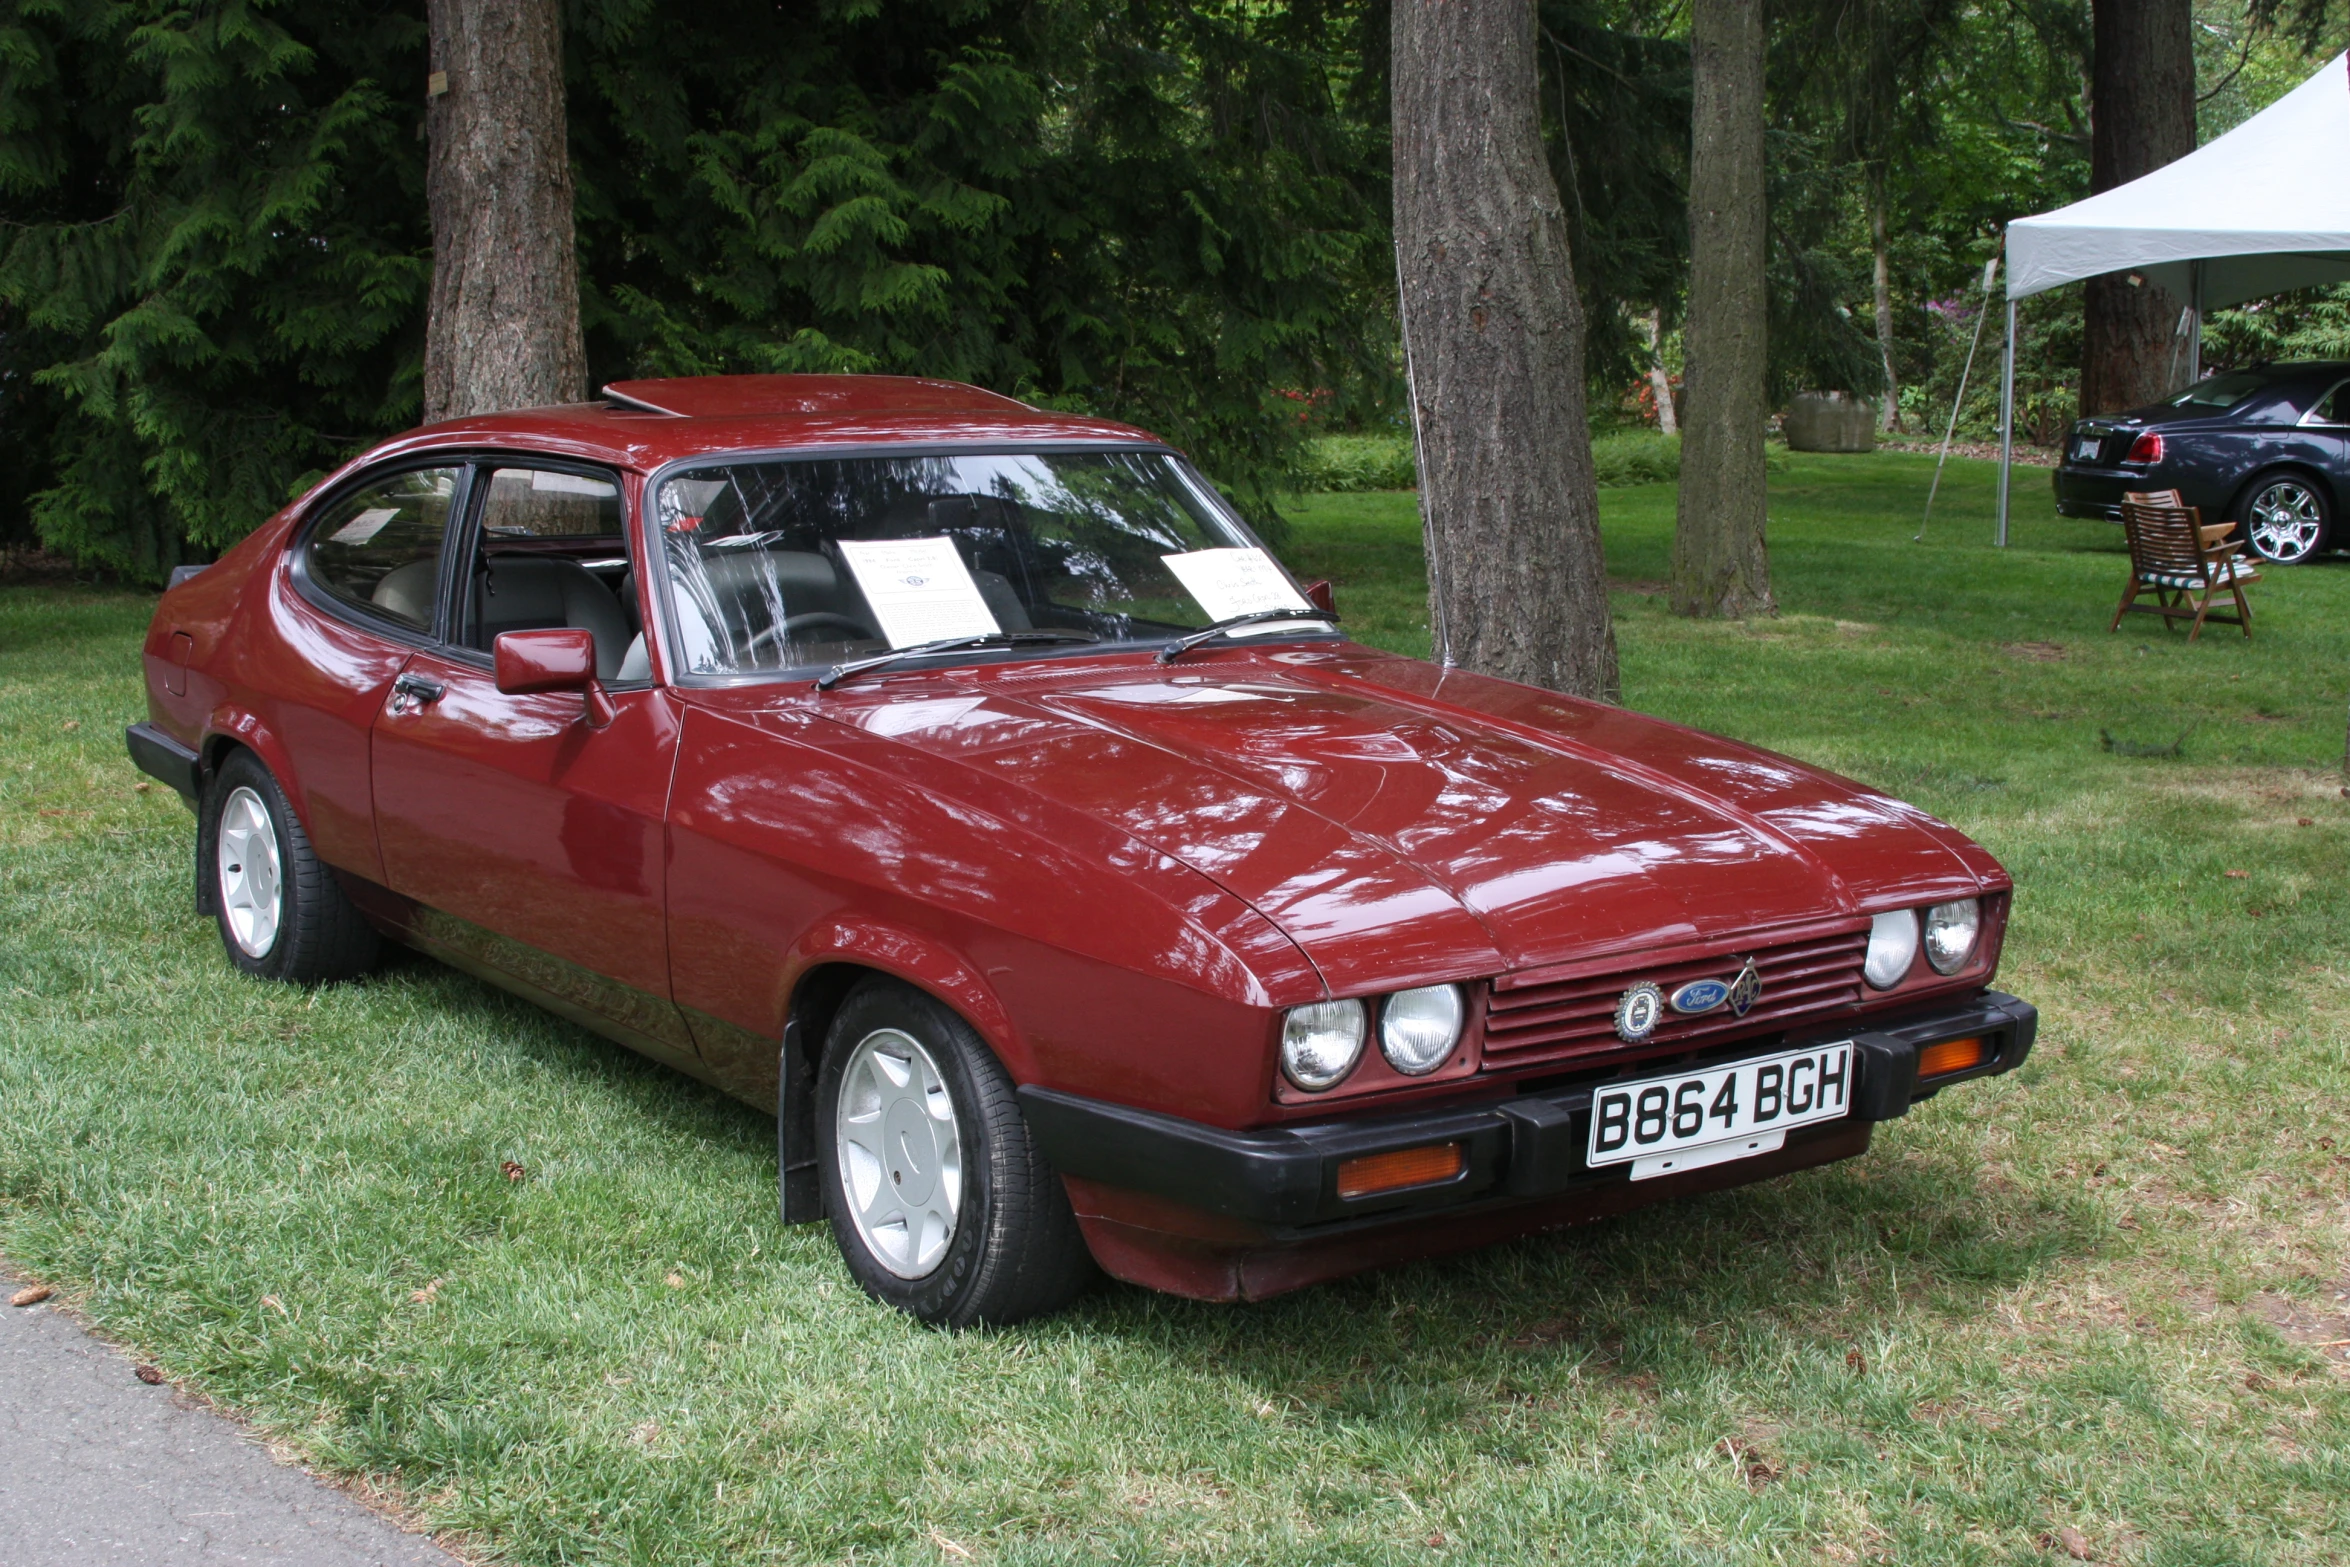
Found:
[1298,429,1710,492]
[6,448,2349,1565]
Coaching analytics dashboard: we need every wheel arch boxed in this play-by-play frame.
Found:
[2230,461,2338,519]
[773,938,1022,1225]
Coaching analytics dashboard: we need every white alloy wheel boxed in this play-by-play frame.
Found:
[215,785,284,958]
[834,1027,964,1278]
[2246,479,2326,563]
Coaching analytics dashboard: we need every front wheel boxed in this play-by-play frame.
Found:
[203,749,380,984]
[2237,472,2332,564]
[814,978,1094,1327]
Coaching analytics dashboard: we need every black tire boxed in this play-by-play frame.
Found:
[2235,470,2333,565]
[814,978,1094,1327]
[202,749,380,985]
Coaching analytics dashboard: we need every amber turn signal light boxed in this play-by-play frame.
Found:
[1917,1036,1986,1078]
[1336,1142,1465,1199]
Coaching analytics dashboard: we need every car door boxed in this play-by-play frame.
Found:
[274,464,464,879]
[368,459,701,1072]
[2295,376,2350,470]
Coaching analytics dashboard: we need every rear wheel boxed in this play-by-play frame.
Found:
[204,750,380,984]
[2237,471,2332,564]
[814,978,1094,1327]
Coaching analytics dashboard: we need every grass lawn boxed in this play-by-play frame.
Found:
[4,449,2348,1565]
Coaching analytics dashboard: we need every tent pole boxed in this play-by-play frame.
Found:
[2190,261,2204,383]
[1997,296,2016,548]
[1920,255,2000,542]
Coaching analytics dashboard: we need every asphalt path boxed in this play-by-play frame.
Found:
[1,1264,463,1566]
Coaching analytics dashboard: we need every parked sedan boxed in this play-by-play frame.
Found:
[130,374,2035,1325]
[2054,360,2350,564]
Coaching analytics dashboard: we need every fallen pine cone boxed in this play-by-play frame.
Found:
[134,1365,165,1385]
[501,1160,526,1182]
[10,1284,54,1308]
[2039,1526,2095,1561]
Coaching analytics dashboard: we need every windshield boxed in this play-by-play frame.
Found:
[2168,371,2267,409]
[652,450,1327,678]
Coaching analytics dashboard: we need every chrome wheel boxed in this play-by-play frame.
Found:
[215,785,283,958]
[834,1027,963,1279]
[2246,480,2326,563]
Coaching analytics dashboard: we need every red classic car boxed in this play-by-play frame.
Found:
[129,374,2034,1325]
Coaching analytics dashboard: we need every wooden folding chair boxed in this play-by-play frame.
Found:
[2110,493,2258,641]
[2124,488,2240,552]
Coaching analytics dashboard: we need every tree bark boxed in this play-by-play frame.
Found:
[422,0,587,422]
[2081,0,2194,415]
[1673,0,1773,619]
[1869,170,1899,432]
[1645,310,1679,435]
[1393,0,1618,700]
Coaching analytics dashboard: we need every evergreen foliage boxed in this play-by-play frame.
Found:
[1,0,1393,577]
[0,0,429,575]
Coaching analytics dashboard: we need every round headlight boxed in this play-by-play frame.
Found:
[1281,999,1366,1091]
[1378,984,1465,1075]
[1863,909,1919,989]
[1923,898,1981,974]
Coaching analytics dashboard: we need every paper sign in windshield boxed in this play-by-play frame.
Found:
[838,536,1002,649]
[1161,547,1311,623]
[328,507,402,546]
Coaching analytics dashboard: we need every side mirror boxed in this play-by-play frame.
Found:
[493,628,614,727]
[1301,578,1337,616]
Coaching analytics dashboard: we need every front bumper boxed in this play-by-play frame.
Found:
[1021,991,2035,1233]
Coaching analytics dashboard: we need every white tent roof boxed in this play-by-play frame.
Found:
[2005,52,2350,307]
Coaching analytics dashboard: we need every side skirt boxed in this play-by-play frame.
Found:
[338,876,716,1088]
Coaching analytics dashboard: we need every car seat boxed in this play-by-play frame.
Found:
[370,559,440,627]
[475,556,631,681]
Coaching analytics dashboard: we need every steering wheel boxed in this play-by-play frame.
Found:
[739,611,875,660]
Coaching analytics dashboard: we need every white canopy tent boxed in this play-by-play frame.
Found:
[1992,51,2350,543]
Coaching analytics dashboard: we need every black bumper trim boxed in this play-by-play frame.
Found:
[126,722,202,806]
[1021,991,2037,1230]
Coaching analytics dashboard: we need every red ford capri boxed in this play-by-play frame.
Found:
[130,374,2034,1325]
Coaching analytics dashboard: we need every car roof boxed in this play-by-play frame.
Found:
[349,375,1168,475]
[2233,361,2350,390]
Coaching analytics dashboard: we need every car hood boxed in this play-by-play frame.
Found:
[789,648,1998,995]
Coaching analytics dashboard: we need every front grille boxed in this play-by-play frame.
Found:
[1481,925,1869,1071]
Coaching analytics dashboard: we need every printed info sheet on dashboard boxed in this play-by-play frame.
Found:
[837,536,1002,648]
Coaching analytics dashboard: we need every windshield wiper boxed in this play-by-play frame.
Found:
[1156,607,1338,665]
[816,630,1099,691]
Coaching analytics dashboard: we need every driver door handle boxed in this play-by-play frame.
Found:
[390,672,445,714]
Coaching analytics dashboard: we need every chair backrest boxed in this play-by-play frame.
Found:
[2119,496,2225,582]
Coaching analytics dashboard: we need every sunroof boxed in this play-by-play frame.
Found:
[600,375,1031,420]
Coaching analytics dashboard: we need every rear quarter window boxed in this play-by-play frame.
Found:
[305,468,462,630]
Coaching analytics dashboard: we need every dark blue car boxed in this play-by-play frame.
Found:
[2054,361,2349,565]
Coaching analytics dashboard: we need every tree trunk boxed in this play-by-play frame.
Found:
[2081,0,2194,415]
[1392,0,1618,700]
[1869,170,1899,433]
[1673,0,1773,619]
[1645,310,1679,435]
[422,0,586,422]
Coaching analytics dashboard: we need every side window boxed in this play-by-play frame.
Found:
[2323,383,2350,425]
[305,468,462,631]
[460,465,639,684]
[478,466,624,539]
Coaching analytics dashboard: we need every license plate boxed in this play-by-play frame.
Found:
[2073,437,2102,462]
[1587,1041,1853,1181]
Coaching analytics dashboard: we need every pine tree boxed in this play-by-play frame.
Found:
[0,0,1394,577]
